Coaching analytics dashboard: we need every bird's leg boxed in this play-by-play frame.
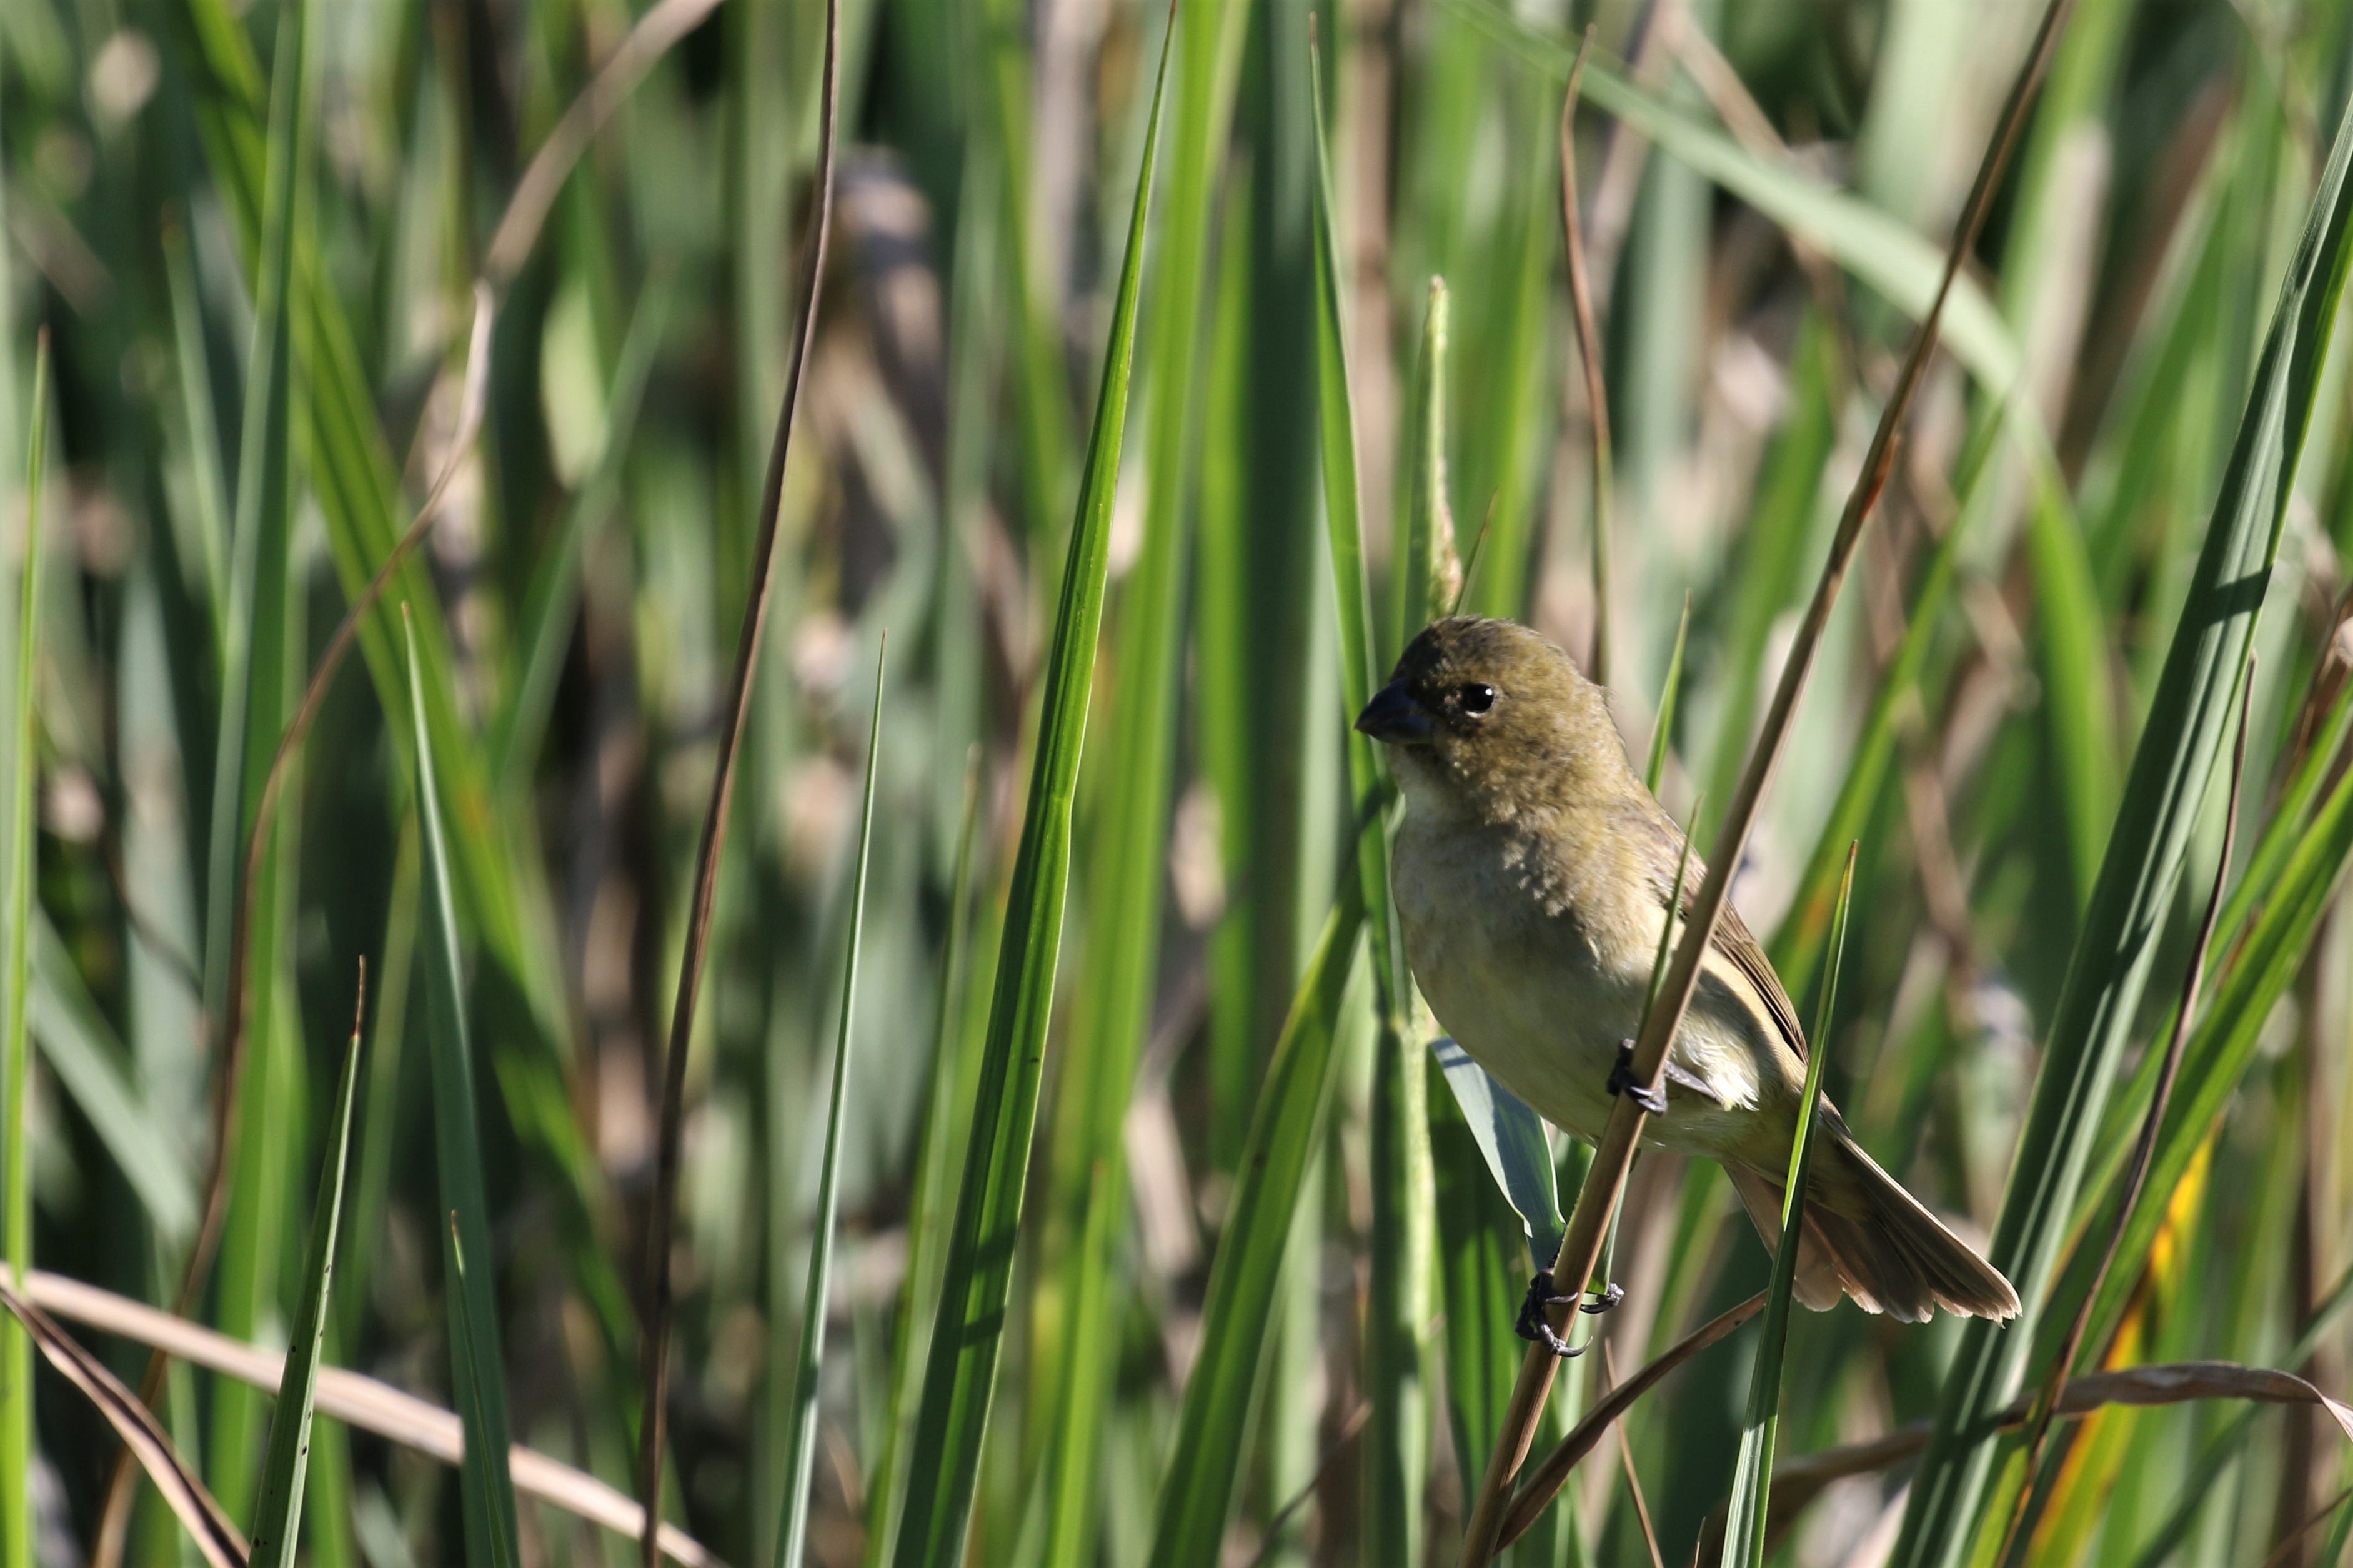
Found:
[1515,1272,1586,1358]
[1607,1039,1668,1116]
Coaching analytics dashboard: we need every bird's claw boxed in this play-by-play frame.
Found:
[1516,1272,1584,1358]
[1516,1271,1622,1356]
[1607,1040,1668,1116]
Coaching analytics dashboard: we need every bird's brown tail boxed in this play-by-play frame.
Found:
[1726,1115,2019,1324]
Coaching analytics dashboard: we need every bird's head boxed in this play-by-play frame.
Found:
[1355,617,1634,825]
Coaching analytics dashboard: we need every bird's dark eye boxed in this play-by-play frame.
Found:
[1458,682,1496,716]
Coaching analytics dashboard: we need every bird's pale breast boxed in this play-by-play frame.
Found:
[1391,806,1791,1164]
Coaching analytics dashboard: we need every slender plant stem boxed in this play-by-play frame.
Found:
[634,0,839,1556]
[1453,2,2080,1557]
[2,333,51,1568]
[1558,27,1612,689]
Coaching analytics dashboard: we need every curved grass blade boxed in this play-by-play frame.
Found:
[1718,845,1856,1568]
[247,978,367,1568]
[1891,74,2353,1568]
[0,1281,246,1568]
[1145,889,1367,1568]
[405,609,520,1566]
[3,1265,722,1566]
[772,638,885,1568]
[888,17,1175,1563]
[2,333,49,1568]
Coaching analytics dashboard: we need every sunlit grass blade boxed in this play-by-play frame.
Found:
[1394,276,1454,654]
[1145,890,1367,1568]
[2,332,49,1568]
[1891,77,2353,1568]
[405,609,521,1565]
[1366,267,1448,1568]
[888,18,1174,1563]
[1718,845,1854,1567]
[772,638,884,1568]
[247,976,367,1568]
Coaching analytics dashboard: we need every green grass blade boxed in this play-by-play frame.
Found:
[1357,84,1441,1568]
[247,986,366,1568]
[1310,33,1410,1016]
[1718,846,1855,1568]
[29,917,197,1244]
[1394,276,1453,657]
[160,221,230,650]
[405,610,521,1565]
[171,0,607,1303]
[1037,0,1244,1556]
[1430,1055,1538,1510]
[1891,82,2353,1568]
[1146,890,1367,1568]
[443,1218,518,1568]
[1648,593,1691,795]
[202,0,315,1506]
[887,18,1174,1562]
[862,759,985,1568]
[774,640,885,1568]
[2026,474,2119,913]
[1701,319,1836,818]
[2,334,49,1568]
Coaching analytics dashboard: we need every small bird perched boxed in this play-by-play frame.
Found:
[1357,616,2017,1331]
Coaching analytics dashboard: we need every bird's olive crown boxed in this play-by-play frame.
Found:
[1380,616,1638,813]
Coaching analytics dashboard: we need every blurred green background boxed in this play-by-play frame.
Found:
[7,0,2353,1562]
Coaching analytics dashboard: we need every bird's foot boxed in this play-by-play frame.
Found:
[1607,1040,1668,1116]
[1515,1271,1586,1358]
[1580,1281,1625,1315]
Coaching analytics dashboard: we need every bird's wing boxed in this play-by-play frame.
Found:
[1616,797,1809,1066]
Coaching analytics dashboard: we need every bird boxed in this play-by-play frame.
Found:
[1355,615,2018,1334]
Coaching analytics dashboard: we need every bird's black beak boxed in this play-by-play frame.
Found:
[1356,681,1436,745]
